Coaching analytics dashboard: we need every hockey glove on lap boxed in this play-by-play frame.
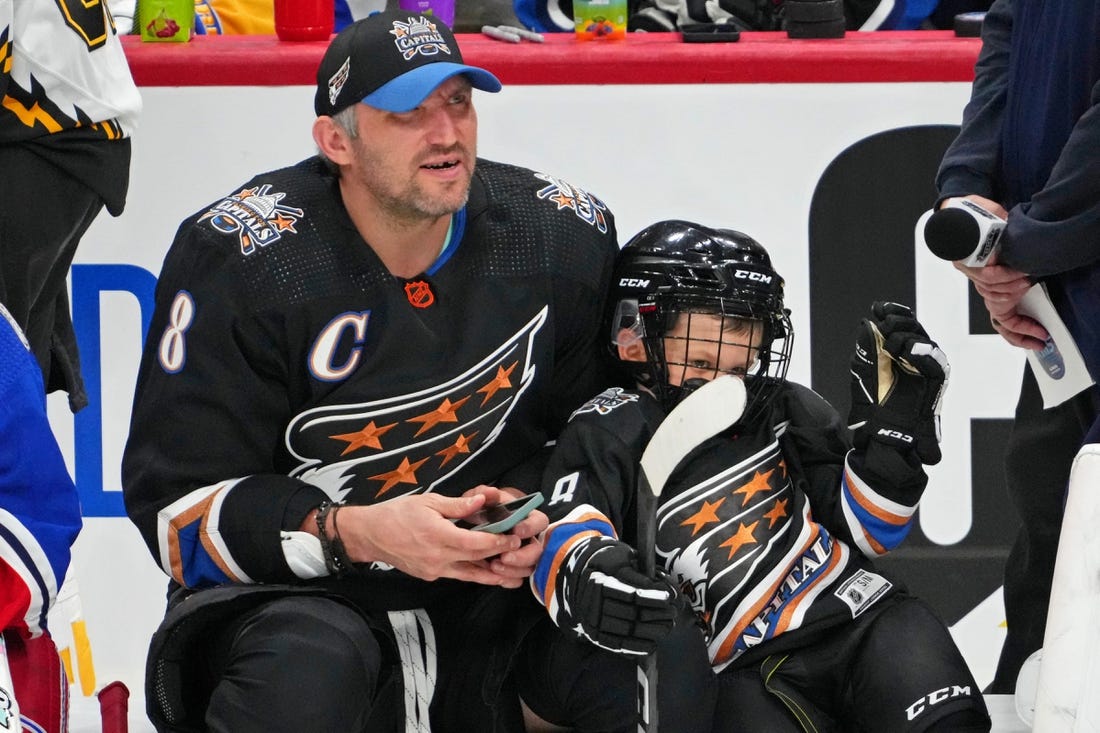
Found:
[552,536,678,656]
[849,301,949,465]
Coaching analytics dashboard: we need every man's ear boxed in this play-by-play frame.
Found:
[616,329,647,363]
[312,114,354,166]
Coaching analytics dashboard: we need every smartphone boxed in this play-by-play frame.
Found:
[453,492,545,533]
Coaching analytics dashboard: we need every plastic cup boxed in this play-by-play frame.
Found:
[138,0,192,42]
[274,0,335,41]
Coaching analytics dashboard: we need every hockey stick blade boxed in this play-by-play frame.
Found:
[640,375,748,498]
[636,375,746,733]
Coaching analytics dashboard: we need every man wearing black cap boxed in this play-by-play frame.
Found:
[122,10,639,733]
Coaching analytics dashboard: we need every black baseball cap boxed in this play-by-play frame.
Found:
[315,11,502,117]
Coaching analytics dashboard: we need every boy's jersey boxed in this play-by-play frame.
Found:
[122,157,619,611]
[535,382,928,672]
[0,305,82,637]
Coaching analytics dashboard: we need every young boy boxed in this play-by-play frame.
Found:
[528,220,991,732]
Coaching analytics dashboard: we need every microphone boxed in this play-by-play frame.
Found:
[923,198,1005,267]
[926,201,1067,379]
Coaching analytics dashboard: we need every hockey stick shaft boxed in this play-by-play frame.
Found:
[635,375,747,733]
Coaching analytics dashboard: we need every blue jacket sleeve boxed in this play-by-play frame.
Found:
[935,0,1014,204]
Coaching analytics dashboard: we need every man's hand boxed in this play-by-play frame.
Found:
[849,302,949,465]
[463,485,549,586]
[551,536,677,656]
[940,196,1048,350]
[330,493,528,586]
[955,260,1049,350]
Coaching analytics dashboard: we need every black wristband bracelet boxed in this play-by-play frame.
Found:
[315,501,349,577]
[330,504,356,573]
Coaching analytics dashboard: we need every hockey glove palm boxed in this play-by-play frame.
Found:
[553,536,678,656]
[849,302,949,465]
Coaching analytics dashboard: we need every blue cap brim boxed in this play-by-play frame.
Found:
[363,63,502,113]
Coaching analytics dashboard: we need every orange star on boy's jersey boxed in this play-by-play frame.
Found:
[681,498,726,536]
[719,521,759,560]
[733,469,774,506]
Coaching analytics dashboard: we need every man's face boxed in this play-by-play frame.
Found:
[345,76,478,220]
[662,312,763,387]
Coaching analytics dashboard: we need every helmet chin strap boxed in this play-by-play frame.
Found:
[661,377,711,411]
[678,377,711,398]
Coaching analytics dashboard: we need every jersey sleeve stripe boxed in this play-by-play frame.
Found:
[532,506,616,609]
[156,479,254,587]
[840,459,915,556]
[0,509,59,635]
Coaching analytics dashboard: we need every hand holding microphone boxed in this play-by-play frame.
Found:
[924,197,1057,355]
[923,196,1031,321]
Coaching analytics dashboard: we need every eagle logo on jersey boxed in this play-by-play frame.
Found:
[389,17,452,61]
[199,185,304,256]
[285,308,547,503]
[653,437,853,669]
[569,387,639,419]
[533,173,610,234]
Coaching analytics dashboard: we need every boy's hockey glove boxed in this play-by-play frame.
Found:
[553,536,678,656]
[849,301,949,465]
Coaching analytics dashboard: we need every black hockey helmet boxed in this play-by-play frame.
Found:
[607,219,792,419]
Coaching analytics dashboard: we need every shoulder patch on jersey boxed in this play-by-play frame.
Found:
[198,184,304,256]
[569,387,639,419]
[532,172,610,234]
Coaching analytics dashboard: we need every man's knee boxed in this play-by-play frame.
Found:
[207,596,383,732]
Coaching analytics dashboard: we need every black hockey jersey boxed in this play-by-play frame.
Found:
[533,382,929,672]
[122,157,619,611]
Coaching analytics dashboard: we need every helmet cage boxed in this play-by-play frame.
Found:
[607,222,793,419]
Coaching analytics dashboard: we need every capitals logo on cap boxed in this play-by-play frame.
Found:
[389,16,453,61]
[328,57,351,108]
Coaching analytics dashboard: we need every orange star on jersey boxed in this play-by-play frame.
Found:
[549,190,576,210]
[681,497,726,536]
[436,432,479,467]
[763,497,789,528]
[370,456,432,496]
[330,420,398,456]
[733,469,774,506]
[271,212,299,233]
[407,396,471,437]
[477,362,517,406]
[719,520,759,560]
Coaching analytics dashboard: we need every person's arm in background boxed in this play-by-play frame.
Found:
[0,305,82,638]
[995,76,1100,278]
[935,0,1046,349]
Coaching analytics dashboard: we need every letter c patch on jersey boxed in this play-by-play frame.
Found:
[404,280,435,309]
